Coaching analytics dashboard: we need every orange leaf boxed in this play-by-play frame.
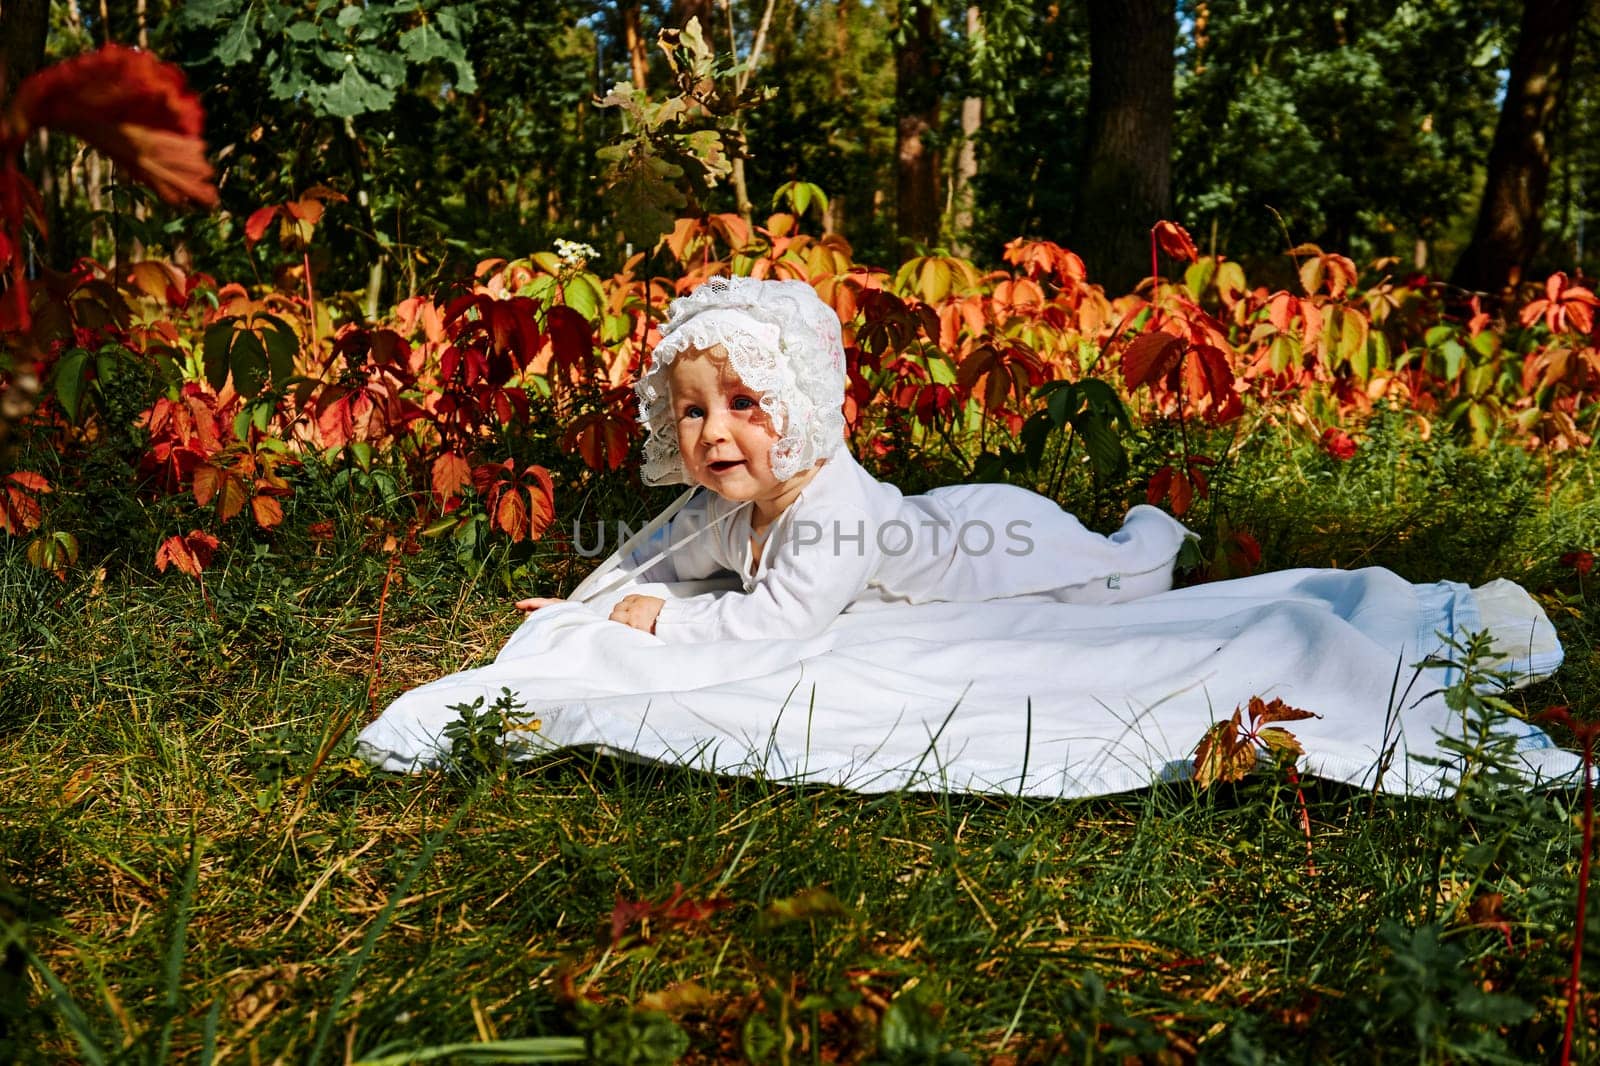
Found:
[431,451,472,504]
[1170,468,1194,516]
[1267,292,1300,333]
[1,483,44,535]
[1152,220,1198,263]
[1193,710,1254,788]
[6,45,217,206]
[244,205,280,249]
[564,411,634,472]
[251,495,284,529]
[1324,254,1357,298]
[524,465,556,540]
[495,489,528,542]
[1247,696,1320,727]
[127,260,183,303]
[154,529,219,578]
[1182,345,1243,423]
[6,471,50,493]
[217,473,248,522]
[192,464,221,507]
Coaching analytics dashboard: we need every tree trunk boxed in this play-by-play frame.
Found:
[952,5,982,256]
[674,0,713,32]
[895,0,941,255]
[623,2,649,92]
[1450,0,1582,295]
[1071,0,1176,292]
[730,0,779,226]
[824,0,853,238]
[0,0,52,100]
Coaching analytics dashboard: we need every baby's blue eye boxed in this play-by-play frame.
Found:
[682,405,705,420]
[732,395,757,411]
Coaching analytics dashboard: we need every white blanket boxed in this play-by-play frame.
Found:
[356,568,1577,796]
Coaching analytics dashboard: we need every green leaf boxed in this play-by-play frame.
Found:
[260,317,300,389]
[422,514,459,537]
[1465,363,1493,398]
[1438,339,1466,380]
[336,4,362,28]
[319,64,394,118]
[230,330,269,397]
[970,450,1009,482]
[214,8,261,65]
[600,312,632,346]
[399,22,453,64]
[203,319,239,392]
[436,5,473,38]
[181,0,238,29]
[256,2,292,33]
[1269,334,1299,374]
[879,988,944,1058]
[1423,323,1455,348]
[562,274,604,322]
[1456,987,1534,1026]
[740,1013,782,1064]
[762,887,850,925]
[601,150,687,248]
[284,21,319,42]
[51,347,92,423]
[925,352,957,386]
[1467,401,1494,442]
[1077,415,1127,481]
[1076,378,1132,429]
[1369,331,1391,372]
[1257,727,1304,766]
[1350,333,1369,381]
[1019,410,1051,471]
[1184,258,1216,295]
[1046,380,1077,428]
[358,49,407,89]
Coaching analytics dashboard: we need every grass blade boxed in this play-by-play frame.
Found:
[154,834,202,1065]
[308,790,479,1065]
[355,1035,588,1064]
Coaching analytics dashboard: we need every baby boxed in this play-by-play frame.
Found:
[518,277,1191,642]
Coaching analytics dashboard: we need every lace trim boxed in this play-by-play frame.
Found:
[635,278,847,485]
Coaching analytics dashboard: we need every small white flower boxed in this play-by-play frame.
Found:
[554,239,599,268]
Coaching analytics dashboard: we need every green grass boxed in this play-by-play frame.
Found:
[2,422,1598,1064]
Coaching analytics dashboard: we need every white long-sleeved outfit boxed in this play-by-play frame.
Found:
[617,448,1194,643]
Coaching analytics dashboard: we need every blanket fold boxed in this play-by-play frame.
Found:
[356,567,1576,797]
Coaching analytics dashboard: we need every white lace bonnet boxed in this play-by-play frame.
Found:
[635,276,848,486]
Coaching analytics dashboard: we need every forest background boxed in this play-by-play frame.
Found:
[2,0,1596,301]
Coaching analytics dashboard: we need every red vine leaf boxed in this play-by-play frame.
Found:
[1152,220,1199,264]
[431,451,472,505]
[1122,330,1186,391]
[155,530,219,578]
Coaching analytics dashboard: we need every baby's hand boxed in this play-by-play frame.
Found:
[515,596,566,612]
[609,594,664,634]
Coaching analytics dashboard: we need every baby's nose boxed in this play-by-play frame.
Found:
[702,409,732,440]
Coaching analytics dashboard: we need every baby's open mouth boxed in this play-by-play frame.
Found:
[708,460,745,472]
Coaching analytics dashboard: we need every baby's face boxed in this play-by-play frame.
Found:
[668,346,787,504]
